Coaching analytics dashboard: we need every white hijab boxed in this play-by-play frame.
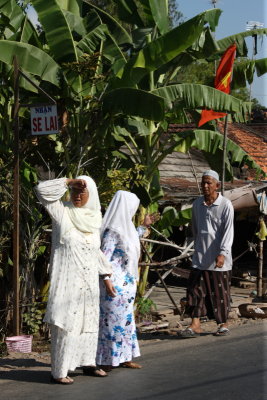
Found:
[62,176,102,240]
[101,190,140,280]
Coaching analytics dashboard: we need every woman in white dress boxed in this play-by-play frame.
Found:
[96,190,153,372]
[35,176,114,384]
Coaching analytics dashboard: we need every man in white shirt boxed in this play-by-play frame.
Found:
[180,170,234,338]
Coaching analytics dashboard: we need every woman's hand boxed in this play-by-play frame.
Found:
[104,279,117,297]
[67,178,87,190]
[143,213,160,228]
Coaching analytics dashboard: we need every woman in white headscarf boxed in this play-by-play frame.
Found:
[96,190,153,372]
[35,176,113,384]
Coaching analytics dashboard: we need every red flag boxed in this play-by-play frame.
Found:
[198,44,236,127]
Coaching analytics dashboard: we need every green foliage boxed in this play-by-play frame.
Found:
[22,303,43,335]
[136,297,156,317]
[0,0,266,333]
[0,341,7,357]
[100,164,148,206]
[156,206,192,235]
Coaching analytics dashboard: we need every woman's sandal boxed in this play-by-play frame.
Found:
[121,362,142,369]
[83,366,108,377]
[50,375,74,385]
[213,326,230,336]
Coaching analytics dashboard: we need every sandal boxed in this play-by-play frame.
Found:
[178,328,200,338]
[99,365,112,372]
[213,326,229,336]
[121,362,142,369]
[83,366,108,377]
[50,375,74,385]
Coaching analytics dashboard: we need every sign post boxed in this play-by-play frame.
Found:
[12,60,57,335]
[12,57,20,336]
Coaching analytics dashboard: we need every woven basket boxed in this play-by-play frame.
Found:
[5,335,33,353]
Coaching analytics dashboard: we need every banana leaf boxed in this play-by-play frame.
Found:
[157,206,193,230]
[153,84,242,113]
[0,40,60,86]
[0,0,24,31]
[20,16,42,48]
[83,0,132,45]
[255,58,267,76]
[112,0,144,27]
[62,10,87,36]
[174,129,265,177]
[77,24,108,53]
[32,0,78,63]
[102,88,165,121]
[56,0,82,15]
[217,28,267,57]
[149,0,169,35]
[118,9,221,86]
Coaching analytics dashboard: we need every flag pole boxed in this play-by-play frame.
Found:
[221,114,229,196]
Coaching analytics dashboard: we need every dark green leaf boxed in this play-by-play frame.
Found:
[103,88,165,121]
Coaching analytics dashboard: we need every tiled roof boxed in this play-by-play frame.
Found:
[217,122,267,175]
[159,176,265,205]
[159,122,267,204]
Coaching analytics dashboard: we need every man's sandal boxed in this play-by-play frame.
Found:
[213,326,230,336]
[178,328,201,338]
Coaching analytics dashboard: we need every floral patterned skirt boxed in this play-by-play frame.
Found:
[96,280,140,366]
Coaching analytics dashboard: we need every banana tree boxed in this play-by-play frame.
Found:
[1,1,265,185]
[96,4,266,204]
[1,0,266,328]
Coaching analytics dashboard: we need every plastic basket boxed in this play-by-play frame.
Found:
[5,335,33,353]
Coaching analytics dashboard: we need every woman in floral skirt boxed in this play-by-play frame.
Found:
[96,190,153,372]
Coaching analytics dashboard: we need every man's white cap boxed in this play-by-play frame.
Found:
[202,170,220,182]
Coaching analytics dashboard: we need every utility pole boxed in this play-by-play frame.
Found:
[246,21,264,102]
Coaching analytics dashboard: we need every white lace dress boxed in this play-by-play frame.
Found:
[35,178,112,379]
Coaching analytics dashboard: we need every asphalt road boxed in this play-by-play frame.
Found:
[0,321,266,400]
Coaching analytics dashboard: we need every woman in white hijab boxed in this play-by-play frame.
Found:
[96,190,153,372]
[35,176,112,384]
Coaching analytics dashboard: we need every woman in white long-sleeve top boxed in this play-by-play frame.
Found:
[35,176,114,384]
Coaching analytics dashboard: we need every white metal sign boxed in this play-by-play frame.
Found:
[30,104,58,135]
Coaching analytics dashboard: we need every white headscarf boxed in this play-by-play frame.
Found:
[101,190,140,280]
[64,175,102,236]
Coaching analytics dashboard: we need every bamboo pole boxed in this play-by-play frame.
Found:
[140,243,180,314]
[12,57,20,335]
[257,240,263,298]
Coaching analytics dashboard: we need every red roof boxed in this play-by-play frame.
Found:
[217,122,267,175]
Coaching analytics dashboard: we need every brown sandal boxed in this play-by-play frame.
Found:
[121,362,142,369]
[50,375,74,385]
[83,367,108,377]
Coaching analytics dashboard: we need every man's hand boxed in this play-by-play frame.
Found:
[215,254,225,268]
[104,279,117,297]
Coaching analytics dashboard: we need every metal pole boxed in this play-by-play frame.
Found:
[12,57,20,335]
[221,114,229,196]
